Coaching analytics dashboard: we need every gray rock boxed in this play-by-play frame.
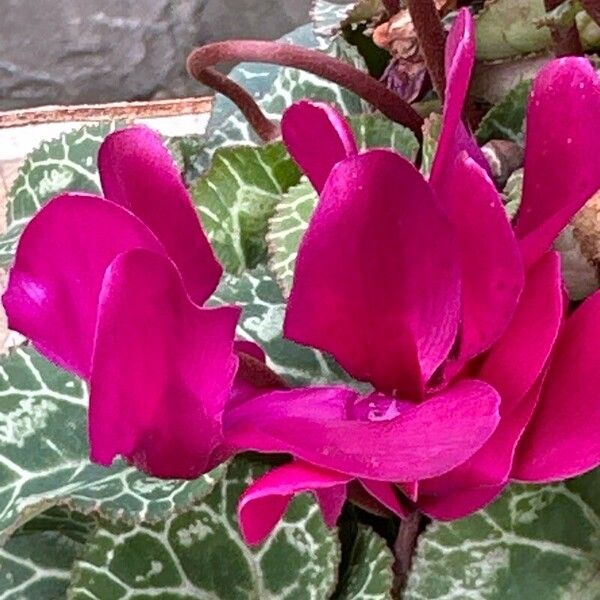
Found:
[0,0,312,110]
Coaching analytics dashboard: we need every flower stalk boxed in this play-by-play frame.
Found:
[187,40,424,140]
[406,0,447,98]
[196,67,280,142]
[393,512,427,596]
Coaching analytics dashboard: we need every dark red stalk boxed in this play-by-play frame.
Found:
[187,40,424,140]
[194,67,280,142]
[393,511,427,596]
[406,0,447,99]
[544,0,584,56]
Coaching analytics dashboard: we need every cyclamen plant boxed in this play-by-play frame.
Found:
[4,0,600,598]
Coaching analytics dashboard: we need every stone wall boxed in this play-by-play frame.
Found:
[0,0,312,110]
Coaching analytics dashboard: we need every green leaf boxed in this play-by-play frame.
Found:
[0,123,118,267]
[344,0,384,27]
[405,469,600,599]
[350,115,420,158]
[311,0,382,43]
[477,80,532,144]
[420,113,443,178]
[166,134,208,184]
[0,346,224,541]
[332,525,394,600]
[267,178,317,298]
[210,266,352,386]
[68,456,341,600]
[191,142,301,274]
[503,167,524,219]
[266,114,419,297]
[475,0,552,61]
[0,507,93,599]
[311,0,356,42]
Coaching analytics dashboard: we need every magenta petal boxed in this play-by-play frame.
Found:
[419,379,541,505]
[515,58,600,268]
[430,9,489,192]
[359,480,410,518]
[419,484,505,521]
[3,194,163,378]
[399,481,419,502]
[479,251,563,410]
[447,155,524,360]
[98,125,222,304]
[316,485,348,527]
[420,253,563,498]
[513,290,600,482]
[238,462,351,546]
[226,381,500,481]
[281,101,357,192]
[88,249,239,479]
[285,150,460,394]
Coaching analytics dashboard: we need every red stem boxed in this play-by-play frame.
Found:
[393,511,426,596]
[406,0,447,99]
[193,67,280,142]
[187,40,424,140]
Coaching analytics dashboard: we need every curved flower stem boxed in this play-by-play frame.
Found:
[544,0,584,57]
[393,511,427,596]
[194,67,280,142]
[187,41,424,140]
[581,0,600,27]
[406,0,447,99]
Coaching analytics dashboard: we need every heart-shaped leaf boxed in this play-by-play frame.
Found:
[68,456,341,600]
[0,346,223,541]
[191,143,301,274]
[210,266,352,386]
[477,80,532,145]
[0,507,93,598]
[333,524,394,599]
[0,123,117,267]
[405,469,600,599]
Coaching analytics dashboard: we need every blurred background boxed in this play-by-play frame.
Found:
[0,0,313,110]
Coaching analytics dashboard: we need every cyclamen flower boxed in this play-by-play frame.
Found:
[234,8,600,543]
[4,124,494,517]
[3,126,243,479]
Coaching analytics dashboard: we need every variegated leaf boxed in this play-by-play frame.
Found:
[210,266,352,386]
[191,142,300,274]
[405,470,600,599]
[0,507,93,599]
[0,346,224,541]
[333,525,394,599]
[199,30,369,169]
[0,123,117,267]
[68,456,341,600]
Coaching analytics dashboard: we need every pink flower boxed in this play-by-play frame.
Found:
[3,126,243,479]
[235,9,600,543]
[420,42,600,518]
